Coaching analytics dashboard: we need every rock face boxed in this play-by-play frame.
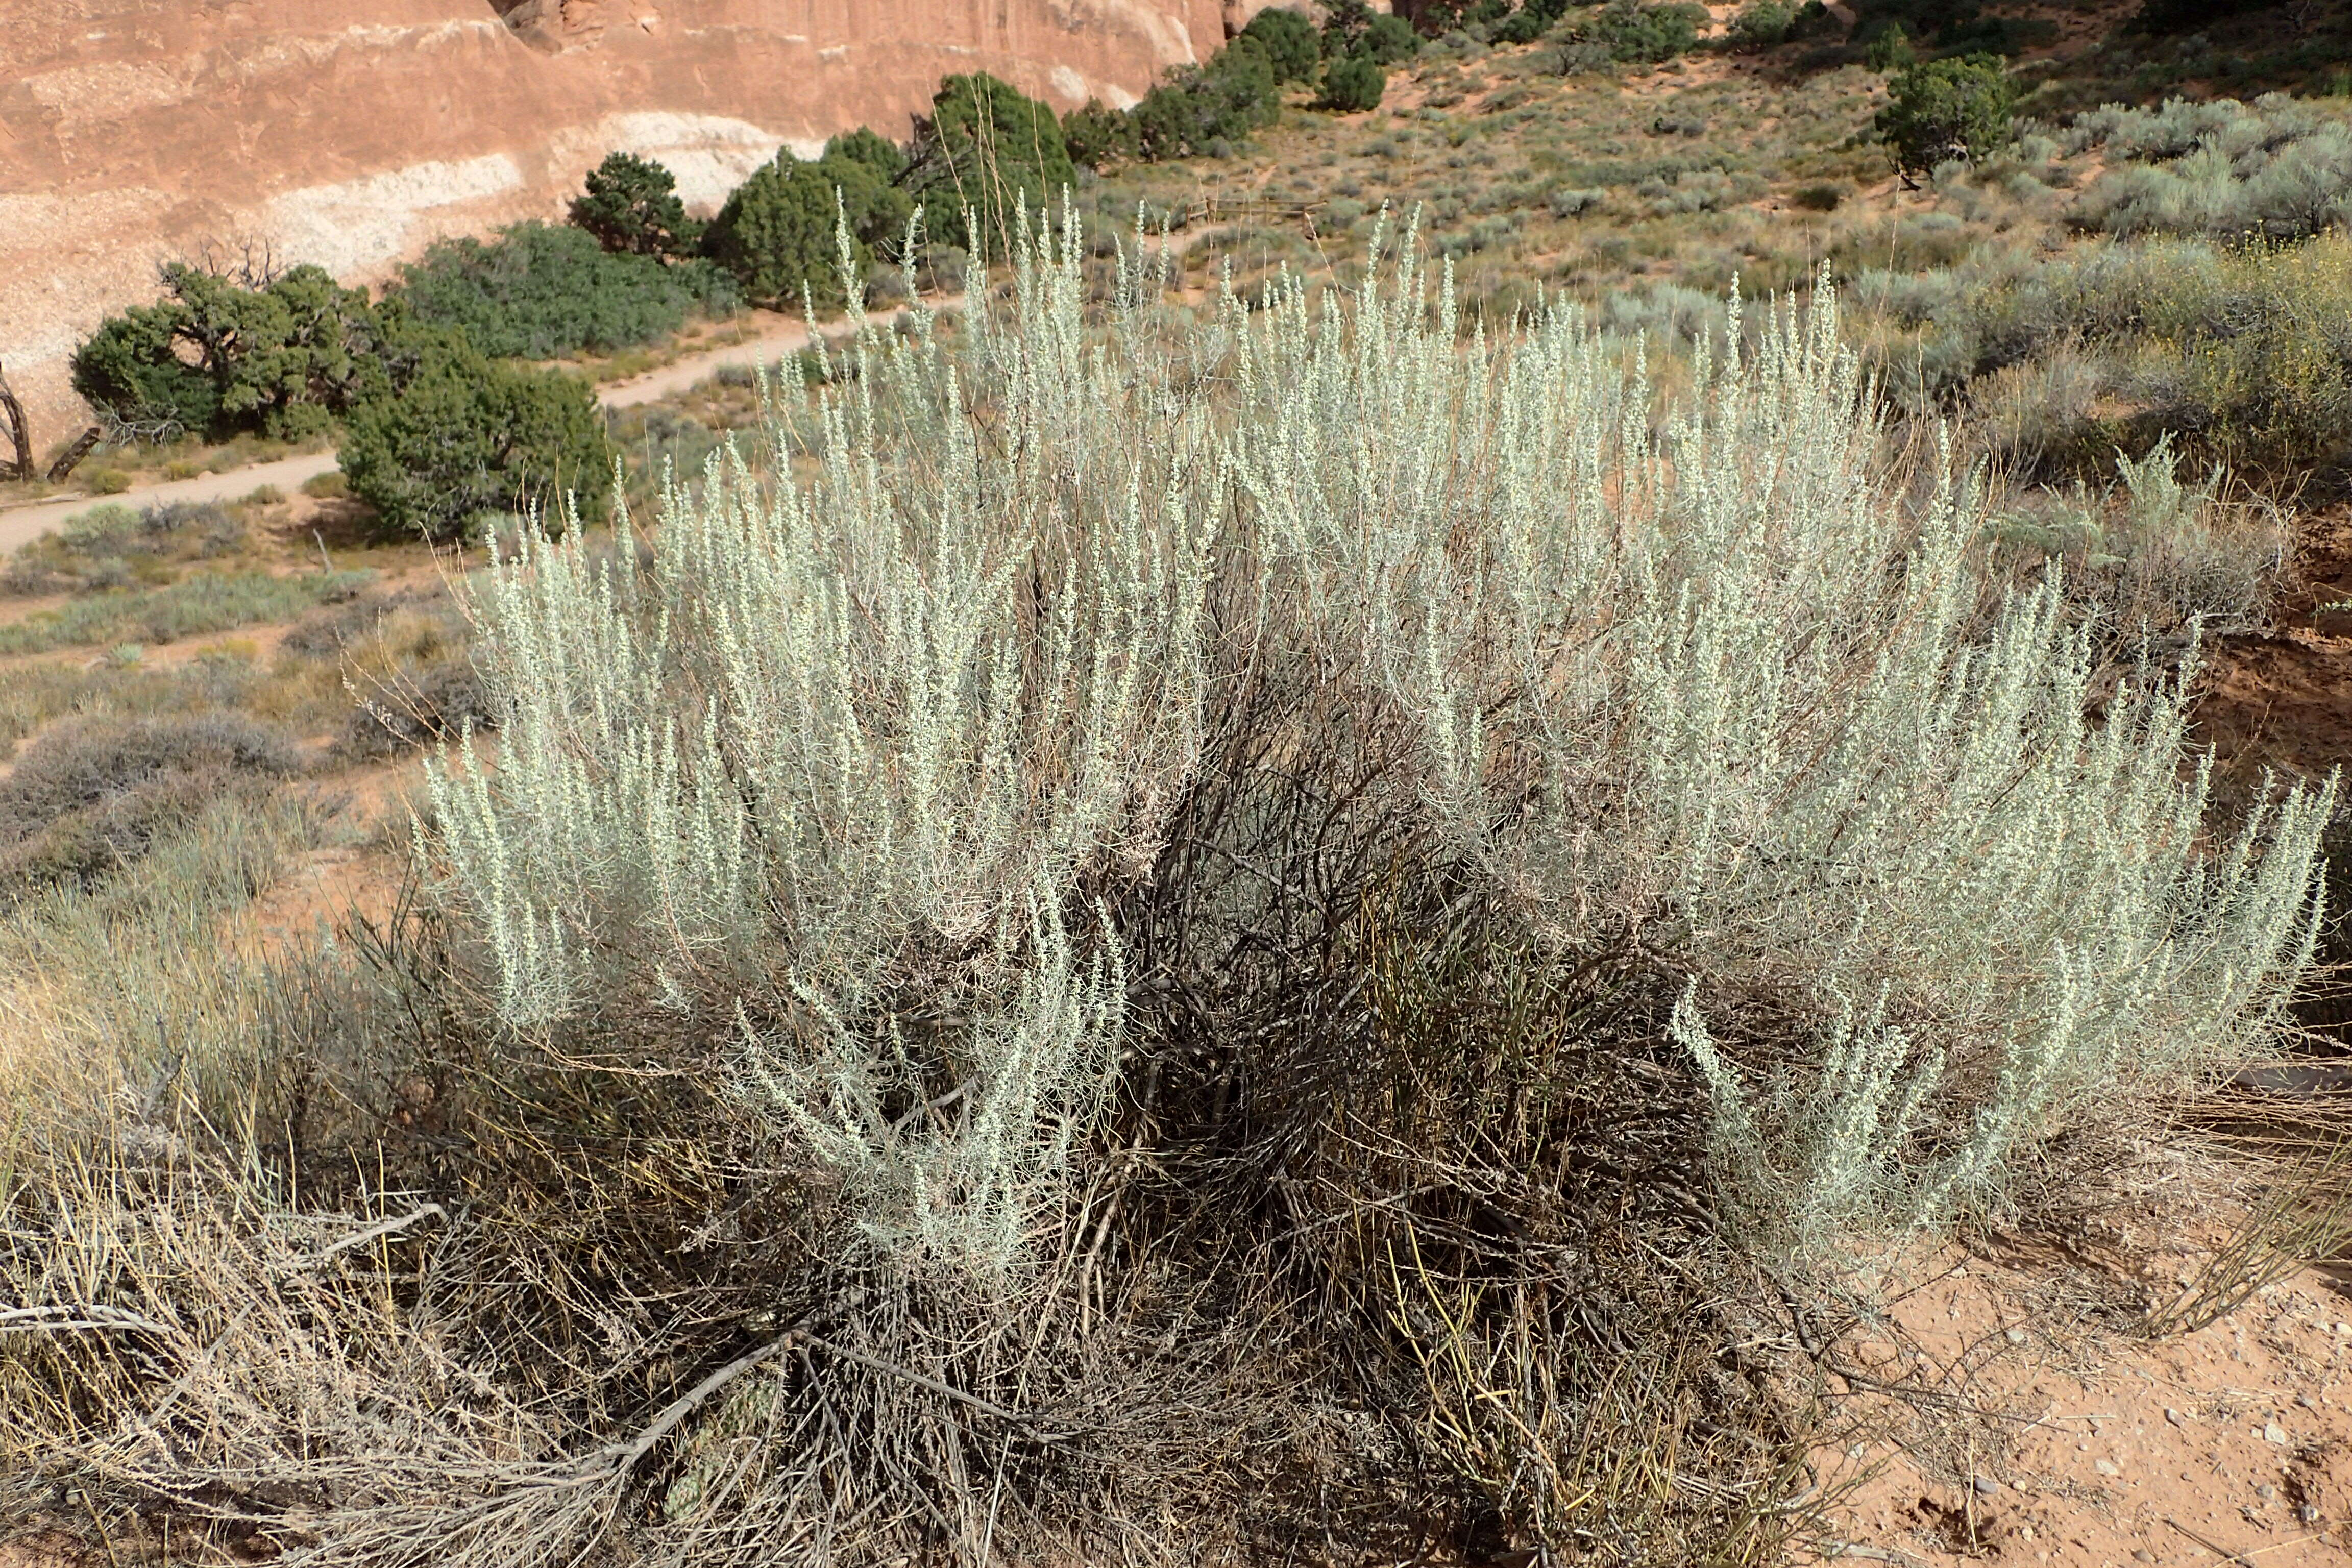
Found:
[0,0,1266,443]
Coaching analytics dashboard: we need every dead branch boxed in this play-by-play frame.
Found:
[281,1204,449,1277]
[45,427,102,484]
[0,362,32,481]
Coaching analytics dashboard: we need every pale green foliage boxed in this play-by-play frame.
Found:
[744,898,1123,1267]
[426,214,2328,1271]
[1227,233,2330,1254]
[427,216,1209,1273]
[2069,94,2352,240]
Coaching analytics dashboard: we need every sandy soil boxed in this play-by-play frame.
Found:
[1807,1238,2352,1567]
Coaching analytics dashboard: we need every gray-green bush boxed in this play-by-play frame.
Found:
[2068,93,2352,240]
[1,220,2328,1568]
[436,223,2326,1266]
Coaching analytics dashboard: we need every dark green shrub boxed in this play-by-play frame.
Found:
[1242,6,1323,80]
[1865,20,1919,70]
[1877,54,2018,174]
[71,262,385,442]
[1320,54,1389,111]
[904,73,1079,256]
[1492,0,1571,43]
[704,156,870,308]
[568,151,702,259]
[1852,0,2040,54]
[1727,0,1796,47]
[1578,0,1709,63]
[704,132,916,304]
[1322,0,1422,64]
[396,223,734,359]
[1132,41,1283,160]
[337,339,612,540]
[0,715,302,892]
[1063,98,1141,168]
[69,307,220,441]
[816,129,918,256]
[1365,12,1424,62]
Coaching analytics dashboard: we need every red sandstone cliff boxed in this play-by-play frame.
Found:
[0,0,1269,442]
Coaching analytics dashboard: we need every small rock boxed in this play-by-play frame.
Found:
[2094,1458,2121,1477]
[2295,1393,2318,1410]
[2264,1421,2289,1444]
[2256,1483,2277,1502]
[2018,1524,2035,1540]
[2165,1407,2188,1426]
[1972,1475,2000,1497]
[2133,1552,2156,1564]
[2005,1326,2027,1344]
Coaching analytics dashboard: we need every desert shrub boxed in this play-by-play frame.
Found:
[701,128,922,302]
[3,500,246,595]
[338,339,612,540]
[1229,255,2324,1252]
[1727,0,1796,47]
[1986,437,2285,632]
[394,222,735,359]
[568,151,703,260]
[0,569,371,656]
[1573,0,1710,64]
[903,74,1078,256]
[1060,99,1139,168]
[333,600,492,761]
[0,229,2328,1568]
[1130,41,1283,160]
[0,714,302,892]
[1492,0,1573,43]
[438,226,2325,1262]
[1242,5,1324,79]
[1879,54,2018,174]
[1320,54,1389,112]
[1324,0,1423,63]
[1869,230,2352,477]
[72,262,387,442]
[2067,95,2352,240]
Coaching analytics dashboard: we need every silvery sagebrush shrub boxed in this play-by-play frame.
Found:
[2068,94,2352,240]
[1225,232,2331,1258]
[425,209,2331,1273]
[426,211,1213,1273]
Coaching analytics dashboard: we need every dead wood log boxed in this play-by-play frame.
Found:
[45,426,103,484]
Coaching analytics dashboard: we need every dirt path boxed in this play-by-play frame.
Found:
[0,296,962,560]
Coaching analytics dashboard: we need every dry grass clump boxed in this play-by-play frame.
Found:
[282,594,493,761]
[1,502,251,596]
[0,714,305,894]
[0,224,2327,1566]
[1856,227,2352,481]
[2067,93,2352,241]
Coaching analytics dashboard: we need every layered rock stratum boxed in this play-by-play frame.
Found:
[1,0,1268,442]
